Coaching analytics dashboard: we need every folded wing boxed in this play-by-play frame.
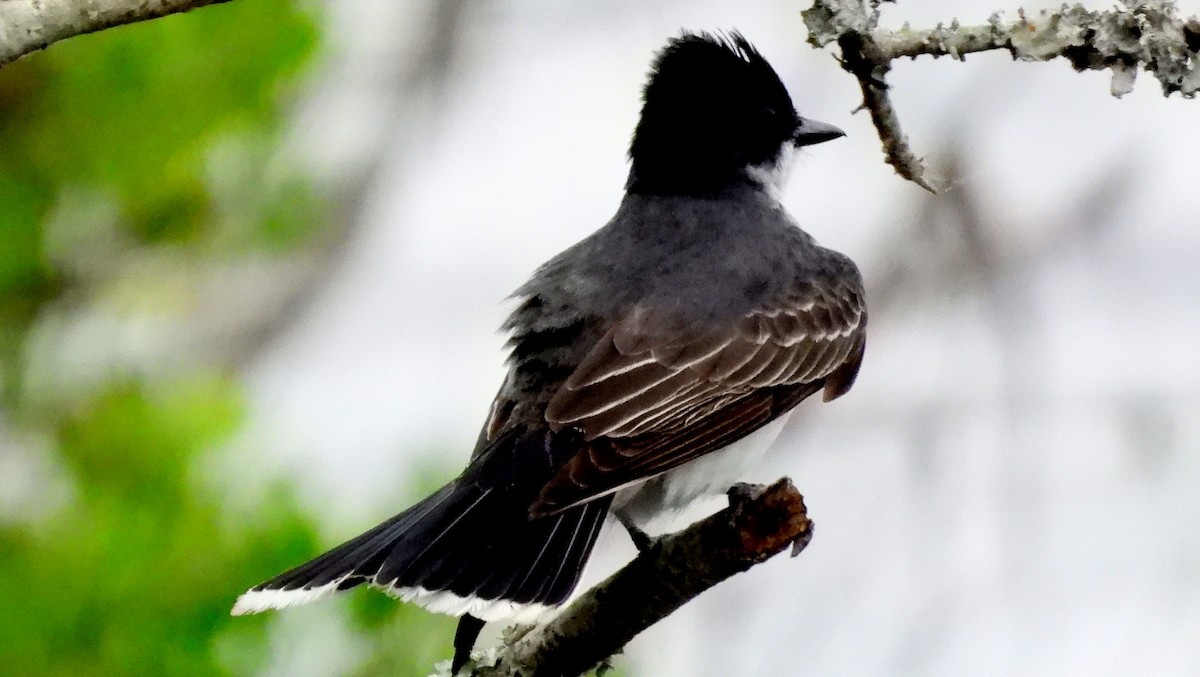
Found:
[532,273,866,514]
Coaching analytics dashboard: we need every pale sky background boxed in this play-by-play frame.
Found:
[230,1,1200,675]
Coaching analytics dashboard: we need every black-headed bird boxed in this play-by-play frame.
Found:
[233,31,865,673]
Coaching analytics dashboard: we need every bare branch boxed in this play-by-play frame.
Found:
[465,479,813,677]
[803,0,1200,191]
[0,0,233,68]
[837,27,939,193]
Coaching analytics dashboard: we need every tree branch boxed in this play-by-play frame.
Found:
[459,478,813,677]
[803,0,1200,192]
[0,0,233,68]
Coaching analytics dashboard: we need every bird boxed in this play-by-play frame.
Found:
[232,30,866,673]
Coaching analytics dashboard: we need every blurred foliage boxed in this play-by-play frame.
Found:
[0,2,454,676]
[345,462,459,677]
[0,376,318,676]
[0,0,323,405]
[347,589,458,677]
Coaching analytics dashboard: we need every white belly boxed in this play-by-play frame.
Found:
[611,411,794,529]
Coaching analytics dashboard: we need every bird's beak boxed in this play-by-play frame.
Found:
[793,118,846,147]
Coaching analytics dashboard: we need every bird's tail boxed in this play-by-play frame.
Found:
[232,476,611,622]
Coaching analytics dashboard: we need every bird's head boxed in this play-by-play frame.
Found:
[627,31,844,196]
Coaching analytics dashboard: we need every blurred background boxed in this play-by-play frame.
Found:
[2,0,1198,675]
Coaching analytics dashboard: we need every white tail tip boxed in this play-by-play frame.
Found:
[230,580,343,616]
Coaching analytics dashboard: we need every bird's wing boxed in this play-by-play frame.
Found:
[531,273,866,515]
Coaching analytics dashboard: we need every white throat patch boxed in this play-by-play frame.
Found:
[745,144,797,199]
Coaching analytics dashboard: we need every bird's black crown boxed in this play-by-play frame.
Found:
[627,31,800,196]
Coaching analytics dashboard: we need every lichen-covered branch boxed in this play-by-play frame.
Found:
[0,0,233,68]
[803,0,1200,191]
[455,478,813,677]
[837,27,939,192]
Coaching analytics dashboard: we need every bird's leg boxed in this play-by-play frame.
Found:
[451,614,485,674]
[615,510,655,553]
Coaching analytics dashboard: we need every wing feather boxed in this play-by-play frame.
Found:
[572,374,709,440]
[551,362,680,421]
[723,341,781,387]
[532,265,867,513]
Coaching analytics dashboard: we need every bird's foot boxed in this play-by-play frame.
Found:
[616,511,657,553]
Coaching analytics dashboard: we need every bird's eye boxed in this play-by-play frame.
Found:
[757,108,779,125]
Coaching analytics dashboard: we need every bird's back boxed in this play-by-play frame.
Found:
[501,185,858,410]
